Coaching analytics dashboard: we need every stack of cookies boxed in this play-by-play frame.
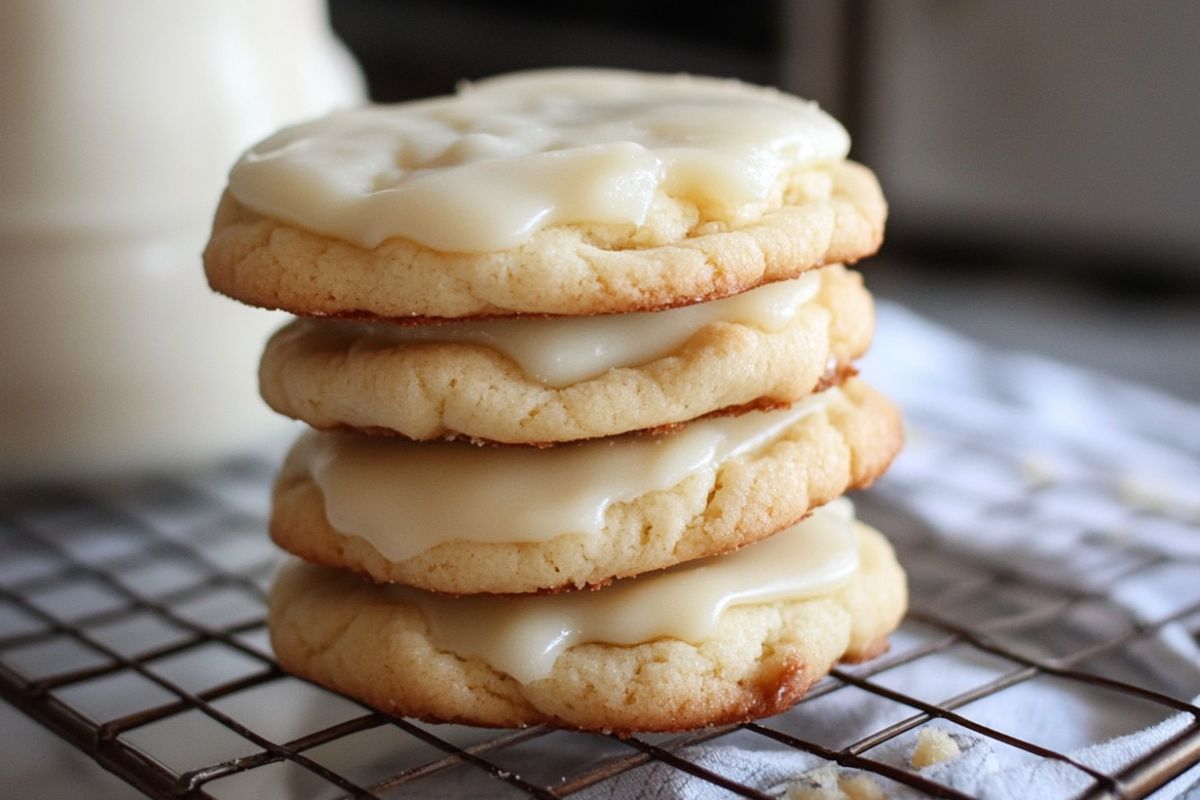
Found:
[204,69,907,733]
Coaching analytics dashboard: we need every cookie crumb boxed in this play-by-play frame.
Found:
[787,764,841,799]
[1116,474,1197,521]
[911,727,960,768]
[1019,455,1058,488]
[839,773,885,799]
[786,765,884,800]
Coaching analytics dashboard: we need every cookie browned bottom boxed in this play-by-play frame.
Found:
[205,161,885,320]
[268,521,906,733]
[270,378,902,594]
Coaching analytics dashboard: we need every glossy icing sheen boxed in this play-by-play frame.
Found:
[229,69,850,252]
[399,499,859,683]
[298,390,837,560]
[293,271,821,387]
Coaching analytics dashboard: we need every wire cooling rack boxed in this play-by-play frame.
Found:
[2,414,1200,799]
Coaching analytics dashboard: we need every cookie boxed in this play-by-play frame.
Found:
[268,507,907,733]
[269,378,902,594]
[258,264,873,444]
[205,70,886,320]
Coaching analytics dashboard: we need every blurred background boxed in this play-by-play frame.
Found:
[2,3,1198,795]
[3,0,1197,484]
[329,0,1200,400]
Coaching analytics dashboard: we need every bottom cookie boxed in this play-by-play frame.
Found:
[268,504,907,733]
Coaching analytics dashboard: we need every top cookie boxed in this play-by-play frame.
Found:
[205,69,886,320]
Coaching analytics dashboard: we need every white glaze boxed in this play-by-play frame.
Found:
[298,390,837,560]
[295,271,821,387]
[402,499,859,683]
[229,68,849,252]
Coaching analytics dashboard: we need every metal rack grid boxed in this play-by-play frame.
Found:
[2,418,1200,799]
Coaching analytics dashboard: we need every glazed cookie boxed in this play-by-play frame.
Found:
[205,70,886,320]
[258,264,873,444]
[268,503,908,732]
[269,378,902,594]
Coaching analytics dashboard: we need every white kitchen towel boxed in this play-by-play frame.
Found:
[582,713,1199,800]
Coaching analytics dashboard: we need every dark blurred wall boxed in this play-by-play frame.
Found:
[329,0,779,101]
[830,3,1200,272]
